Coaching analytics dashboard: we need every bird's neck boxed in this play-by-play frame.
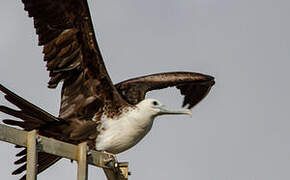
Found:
[127,107,155,129]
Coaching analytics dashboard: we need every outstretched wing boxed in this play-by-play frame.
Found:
[115,72,215,109]
[22,0,127,121]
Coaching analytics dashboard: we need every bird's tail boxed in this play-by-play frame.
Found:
[0,84,64,179]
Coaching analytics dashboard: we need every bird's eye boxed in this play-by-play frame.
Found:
[152,101,158,106]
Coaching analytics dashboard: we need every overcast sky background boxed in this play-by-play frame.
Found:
[0,0,290,179]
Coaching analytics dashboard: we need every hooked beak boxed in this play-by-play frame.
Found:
[157,105,192,116]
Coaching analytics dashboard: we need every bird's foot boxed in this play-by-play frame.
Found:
[101,151,118,168]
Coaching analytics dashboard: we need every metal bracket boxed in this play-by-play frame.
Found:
[118,162,129,179]
[104,161,129,180]
[0,124,130,180]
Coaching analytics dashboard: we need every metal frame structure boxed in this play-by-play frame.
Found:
[0,124,129,180]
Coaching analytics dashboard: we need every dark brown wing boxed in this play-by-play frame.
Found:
[22,0,127,122]
[115,72,215,109]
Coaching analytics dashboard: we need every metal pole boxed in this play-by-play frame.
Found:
[103,162,129,180]
[26,130,38,180]
[77,142,88,180]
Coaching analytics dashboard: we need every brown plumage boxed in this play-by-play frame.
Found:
[0,0,215,179]
[116,72,215,108]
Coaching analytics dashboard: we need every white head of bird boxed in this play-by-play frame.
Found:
[135,98,192,119]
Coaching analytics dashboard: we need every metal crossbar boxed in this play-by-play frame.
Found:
[0,124,129,180]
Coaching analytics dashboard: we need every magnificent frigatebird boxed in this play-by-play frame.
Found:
[0,0,215,179]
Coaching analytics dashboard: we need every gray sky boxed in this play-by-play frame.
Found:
[1,0,290,179]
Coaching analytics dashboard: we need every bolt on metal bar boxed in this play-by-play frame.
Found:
[26,130,38,180]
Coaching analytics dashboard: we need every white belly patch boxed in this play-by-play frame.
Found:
[95,112,153,154]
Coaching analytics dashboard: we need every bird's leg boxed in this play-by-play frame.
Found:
[101,151,119,169]
[103,151,117,160]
